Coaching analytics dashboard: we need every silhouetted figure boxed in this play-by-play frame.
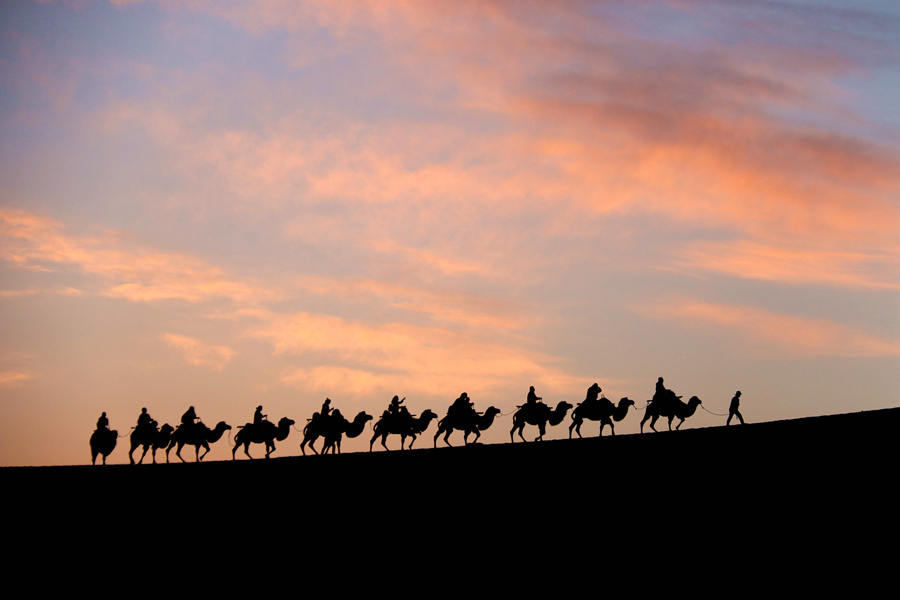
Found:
[388,395,408,417]
[651,377,682,414]
[233,416,295,459]
[166,420,231,462]
[129,421,174,464]
[97,412,109,431]
[569,396,635,438]
[90,414,117,465]
[253,405,266,427]
[447,392,475,421]
[136,408,153,433]
[370,401,437,451]
[300,407,372,455]
[434,400,501,447]
[640,395,702,432]
[510,400,573,442]
[181,406,198,430]
[526,386,541,406]
[321,398,332,418]
[727,391,744,425]
[585,383,602,403]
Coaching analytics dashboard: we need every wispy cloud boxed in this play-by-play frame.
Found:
[248,309,579,398]
[636,299,900,357]
[678,239,900,290]
[162,333,237,371]
[0,209,280,305]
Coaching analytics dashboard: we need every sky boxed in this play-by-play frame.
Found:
[1,0,897,466]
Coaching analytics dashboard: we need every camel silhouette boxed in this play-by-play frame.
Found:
[369,409,438,451]
[510,401,573,442]
[433,406,501,447]
[90,427,118,465]
[640,396,702,432]
[569,397,635,438]
[129,421,174,464]
[165,421,232,462]
[232,416,295,460]
[300,409,372,455]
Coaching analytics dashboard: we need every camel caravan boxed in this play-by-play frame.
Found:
[91,378,741,464]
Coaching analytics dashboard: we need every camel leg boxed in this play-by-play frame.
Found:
[667,416,674,431]
[470,429,481,445]
[569,419,582,439]
[198,443,210,461]
[676,417,685,430]
[175,443,186,463]
[516,425,528,443]
[243,443,253,459]
[139,445,149,463]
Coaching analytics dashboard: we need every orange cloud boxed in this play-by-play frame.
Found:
[678,239,900,290]
[636,299,900,357]
[0,209,279,305]
[0,371,32,387]
[162,333,237,371]
[248,309,580,398]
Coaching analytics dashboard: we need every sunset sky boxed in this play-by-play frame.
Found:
[1,0,898,466]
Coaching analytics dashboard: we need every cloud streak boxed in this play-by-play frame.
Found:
[636,299,900,358]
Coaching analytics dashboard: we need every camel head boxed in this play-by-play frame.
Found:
[688,396,702,407]
[620,397,635,408]
[278,417,296,428]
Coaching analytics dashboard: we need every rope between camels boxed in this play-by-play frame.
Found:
[701,405,729,417]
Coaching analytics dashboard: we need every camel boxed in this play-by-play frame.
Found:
[369,409,438,451]
[640,395,702,433]
[569,397,635,439]
[165,420,232,463]
[300,409,372,455]
[129,421,175,464]
[433,406,501,447]
[232,416,295,460]
[320,411,373,455]
[90,428,118,465]
[510,401,573,442]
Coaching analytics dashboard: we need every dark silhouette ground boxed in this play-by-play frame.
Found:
[5,408,896,584]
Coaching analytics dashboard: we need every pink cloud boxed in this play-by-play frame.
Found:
[162,333,236,371]
[678,239,900,290]
[0,209,280,305]
[247,309,581,398]
[636,299,900,357]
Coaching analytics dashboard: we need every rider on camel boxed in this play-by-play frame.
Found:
[96,412,109,431]
[526,386,542,406]
[448,392,475,421]
[136,408,153,432]
[181,406,198,432]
